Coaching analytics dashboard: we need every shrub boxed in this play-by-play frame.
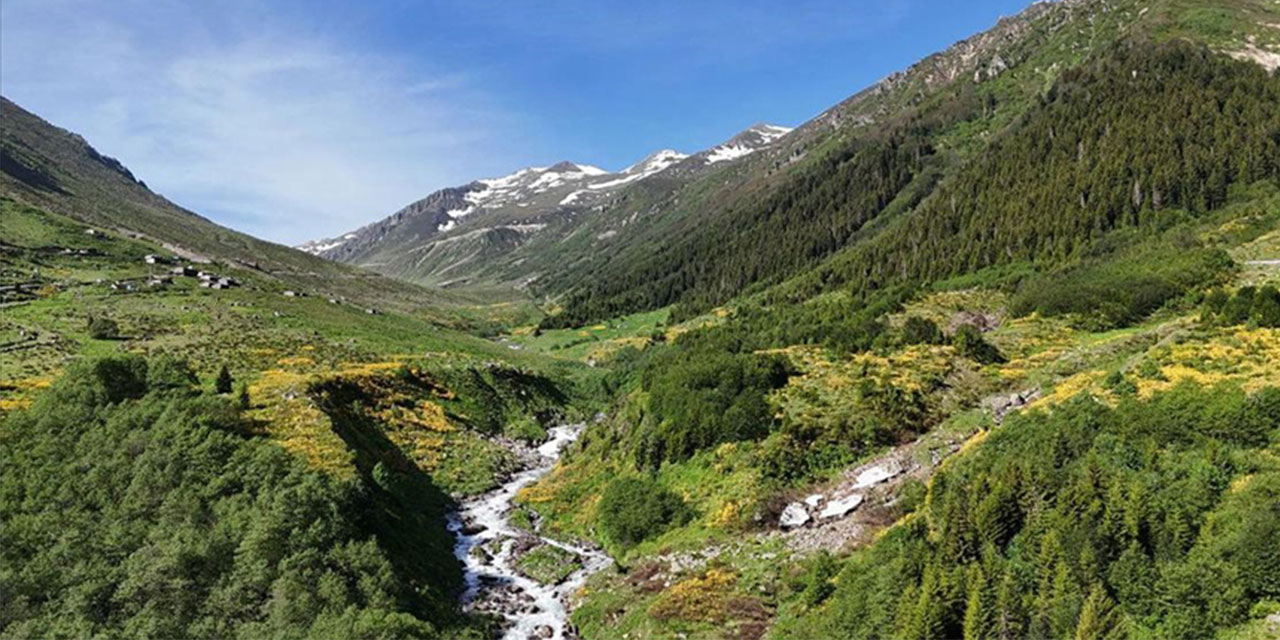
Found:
[1250,285,1280,328]
[901,316,943,345]
[953,324,1005,364]
[146,355,199,392]
[598,476,688,547]
[1223,286,1255,325]
[86,316,119,340]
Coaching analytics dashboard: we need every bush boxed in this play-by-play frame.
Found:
[1250,285,1280,328]
[1010,244,1232,329]
[86,316,119,340]
[146,355,199,392]
[901,316,943,345]
[598,476,688,547]
[953,324,1005,365]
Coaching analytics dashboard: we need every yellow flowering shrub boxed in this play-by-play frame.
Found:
[648,567,738,622]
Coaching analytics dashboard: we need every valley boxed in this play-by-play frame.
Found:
[4,0,1280,638]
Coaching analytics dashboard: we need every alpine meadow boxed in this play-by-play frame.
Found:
[3,0,1280,639]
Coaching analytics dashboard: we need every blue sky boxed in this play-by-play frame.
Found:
[1,0,1032,245]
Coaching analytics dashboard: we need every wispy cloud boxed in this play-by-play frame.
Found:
[0,0,532,245]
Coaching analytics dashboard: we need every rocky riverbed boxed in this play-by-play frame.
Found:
[447,424,611,640]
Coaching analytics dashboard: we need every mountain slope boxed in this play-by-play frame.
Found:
[0,97,480,313]
[536,0,1280,325]
[299,124,791,288]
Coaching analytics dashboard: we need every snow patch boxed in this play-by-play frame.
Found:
[705,144,756,164]
[853,464,900,490]
[819,494,863,519]
[560,190,587,205]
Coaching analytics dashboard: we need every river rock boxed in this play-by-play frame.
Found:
[533,625,554,638]
[819,494,864,519]
[804,493,824,507]
[779,502,811,528]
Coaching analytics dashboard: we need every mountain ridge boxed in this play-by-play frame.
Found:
[296,122,793,287]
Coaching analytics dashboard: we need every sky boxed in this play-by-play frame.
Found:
[1,0,1033,245]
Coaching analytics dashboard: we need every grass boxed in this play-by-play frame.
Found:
[514,544,582,585]
[0,199,591,497]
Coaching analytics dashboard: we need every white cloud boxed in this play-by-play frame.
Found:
[0,0,530,245]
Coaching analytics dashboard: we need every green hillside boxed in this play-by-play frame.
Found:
[4,0,1280,638]
[538,0,1280,326]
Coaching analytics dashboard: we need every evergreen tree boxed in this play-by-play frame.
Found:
[1074,584,1126,640]
[237,382,251,410]
[963,566,994,640]
[215,365,233,395]
[994,573,1026,640]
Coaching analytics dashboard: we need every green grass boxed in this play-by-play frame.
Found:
[506,307,670,362]
[514,544,582,585]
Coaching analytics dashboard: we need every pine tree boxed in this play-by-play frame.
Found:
[215,365,233,395]
[1074,583,1126,640]
[237,383,250,410]
[994,573,1025,640]
[963,565,994,640]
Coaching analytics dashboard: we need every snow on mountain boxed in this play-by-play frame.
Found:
[298,124,790,258]
[297,233,357,255]
[703,123,793,164]
[622,149,689,176]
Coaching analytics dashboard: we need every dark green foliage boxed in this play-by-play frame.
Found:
[0,357,463,638]
[953,324,1005,365]
[86,315,119,340]
[146,355,199,392]
[1222,286,1256,325]
[782,383,1280,639]
[237,382,251,409]
[425,364,565,436]
[215,365,233,395]
[634,347,790,467]
[902,316,943,345]
[597,476,688,547]
[798,42,1280,307]
[543,112,952,327]
[1008,240,1232,329]
[1250,285,1280,328]
[800,552,841,608]
[1202,289,1230,317]
[552,42,1280,325]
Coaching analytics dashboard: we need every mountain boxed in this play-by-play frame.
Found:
[297,123,790,288]
[534,0,1280,325]
[0,96,480,313]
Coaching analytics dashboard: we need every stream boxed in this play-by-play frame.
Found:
[446,424,612,639]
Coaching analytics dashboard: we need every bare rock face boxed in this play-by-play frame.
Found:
[779,502,811,529]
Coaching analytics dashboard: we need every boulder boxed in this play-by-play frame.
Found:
[779,502,811,529]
